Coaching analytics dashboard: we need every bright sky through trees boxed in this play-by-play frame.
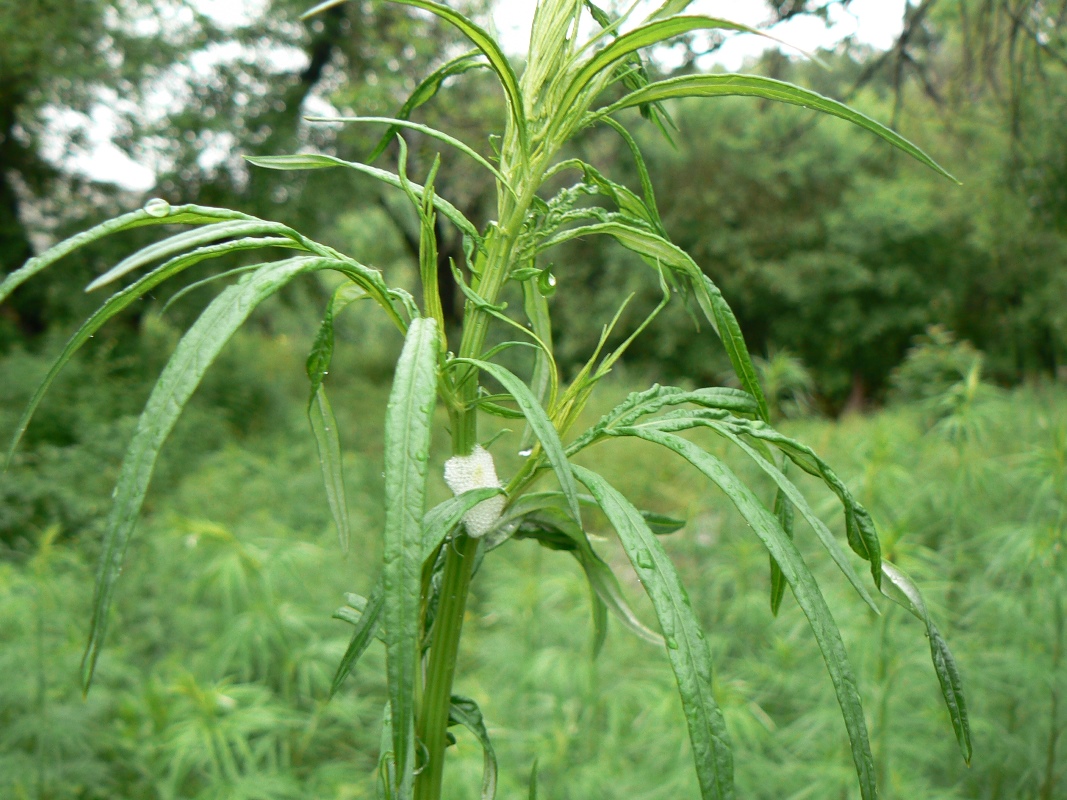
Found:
[78,0,905,190]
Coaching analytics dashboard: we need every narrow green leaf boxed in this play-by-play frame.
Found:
[516,504,665,647]
[640,415,879,611]
[769,484,794,616]
[562,16,762,116]
[422,487,505,559]
[365,50,488,163]
[309,115,513,191]
[331,581,385,698]
[387,0,526,152]
[528,759,539,800]
[881,561,972,763]
[381,316,439,799]
[572,465,734,800]
[81,256,339,691]
[566,383,759,456]
[6,236,303,466]
[538,222,769,419]
[453,358,581,522]
[448,695,498,800]
[596,73,959,183]
[0,203,258,303]
[246,153,481,243]
[310,387,350,551]
[695,275,770,421]
[86,220,291,291]
[615,429,876,800]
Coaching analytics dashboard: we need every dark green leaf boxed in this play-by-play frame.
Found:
[881,561,972,763]
[381,317,439,798]
[331,582,385,697]
[614,430,876,800]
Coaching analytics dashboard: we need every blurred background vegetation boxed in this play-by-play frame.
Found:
[0,0,1064,797]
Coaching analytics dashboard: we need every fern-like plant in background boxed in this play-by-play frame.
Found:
[0,1,972,797]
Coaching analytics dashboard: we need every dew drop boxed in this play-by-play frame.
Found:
[635,548,653,570]
[143,197,171,218]
[547,274,556,287]
[665,635,680,650]
[518,448,533,457]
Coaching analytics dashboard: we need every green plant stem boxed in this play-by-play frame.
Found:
[414,533,480,800]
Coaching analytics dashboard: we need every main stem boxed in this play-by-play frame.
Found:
[413,172,538,800]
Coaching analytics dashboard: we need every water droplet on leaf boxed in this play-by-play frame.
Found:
[518,448,533,457]
[143,197,171,217]
[635,549,653,569]
[665,635,679,650]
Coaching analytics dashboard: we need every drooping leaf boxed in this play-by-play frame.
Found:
[595,73,959,182]
[245,154,481,243]
[448,695,498,799]
[614,430,877,800]
[453,358,581,521]
[639,415,879,610]
[770,483,794,616]
[381,317,439,799]
[81,256,341,691]
[309,387,350,551]
[572,465,734,800]
[6,236,305,466]
[514,503,664,647]
[311,115,512,191]
[365,50,489,163]
[331,582,385,698]
[86,220,293,291]
[881,561,972,763]
[0,203,259,303]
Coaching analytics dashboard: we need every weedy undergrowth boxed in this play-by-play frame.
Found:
[0,1,972,798]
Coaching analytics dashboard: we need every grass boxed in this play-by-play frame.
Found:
[1,330,1061,799]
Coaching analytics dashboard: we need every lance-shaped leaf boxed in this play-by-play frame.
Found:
[331,582,385,698]
[770,484,795,615]
[634,416,879,611]
[572,465,734,800]
[306,282,371,552]
[310,115,513,192]
[881,561,972,763]
[615,429,877,800]
[365,50,489,163]
[452,358,581,522]
[303,0,525,151]
[80,256,340,691]
[705,416,882,584]
[595,73,959,182]
[246,153,481,243]
[566,384,758,455]
[381,317,439,799]
[513,502,664,647]
[6,236,304,465]
[86,220,296,291]
[561,16,767,118]
[329,487,502,697]
[448,695,498,800]
[539,222,769,420]
[0,203,258,303]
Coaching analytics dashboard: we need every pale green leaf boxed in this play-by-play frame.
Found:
[246,153,481,243]
[573,465,735,800]
[596,73,959,183]
[331,582,384,698]
[81,256,340,691]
